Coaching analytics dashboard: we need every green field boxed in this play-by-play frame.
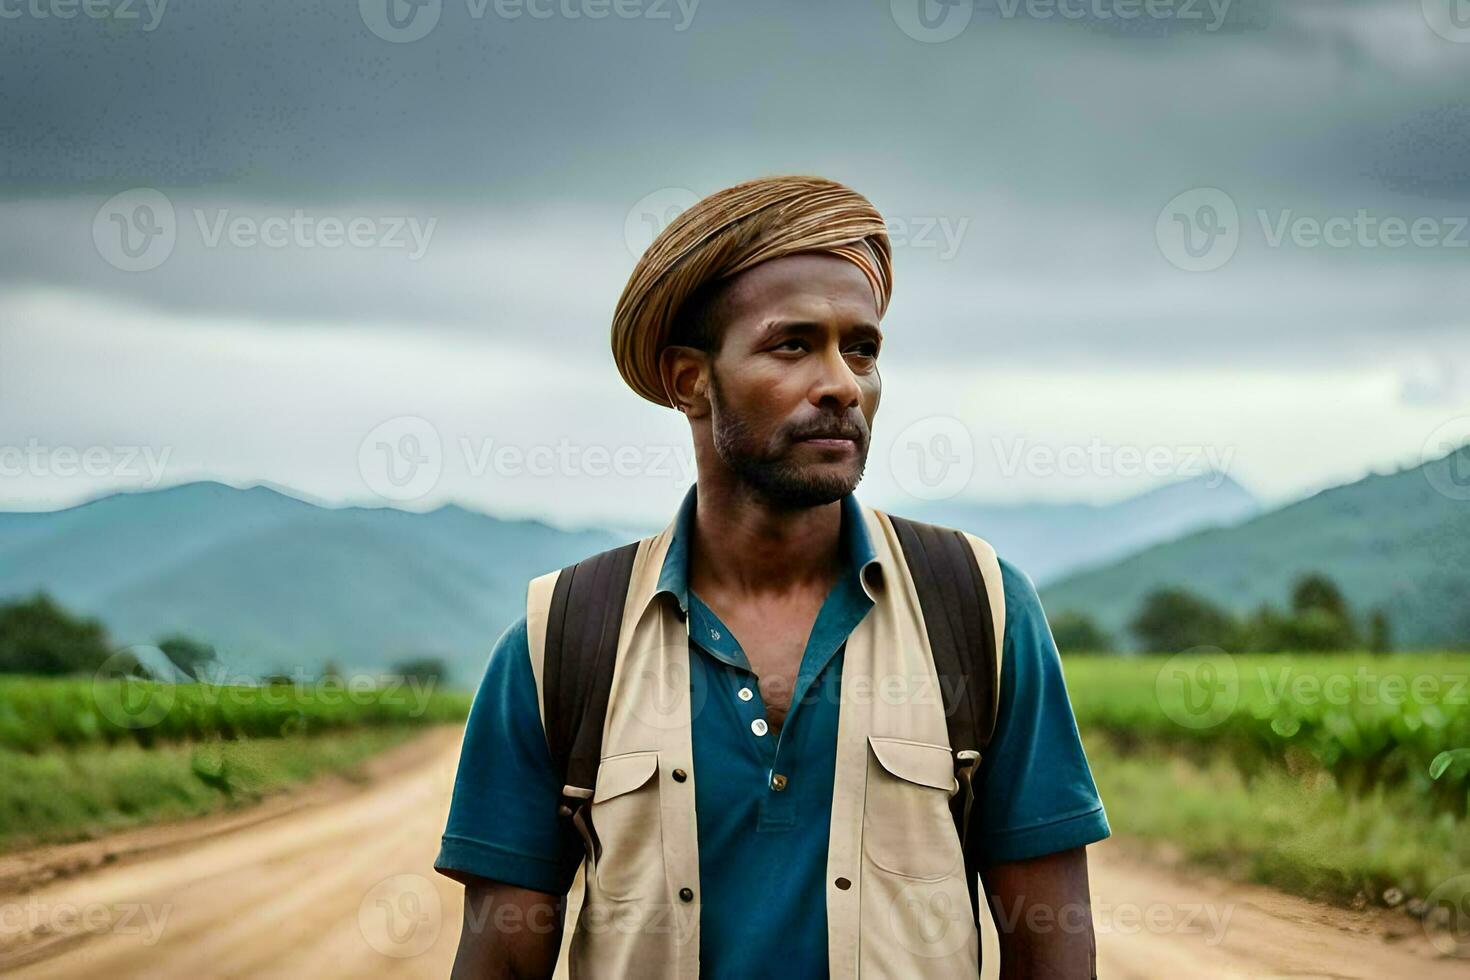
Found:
[0,675,473,752]
[0,676,473,851]
[1063,653,1470,911]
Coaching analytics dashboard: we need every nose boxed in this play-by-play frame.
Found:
[809,341,863,411]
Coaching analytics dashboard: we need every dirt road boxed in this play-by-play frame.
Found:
[1,727,1463,978]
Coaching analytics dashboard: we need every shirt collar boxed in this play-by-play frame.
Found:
[652,482,884,622]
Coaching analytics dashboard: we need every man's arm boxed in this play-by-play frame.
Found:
[982,846,1096,980]
[448,875,566,980]
[970,559,1111,978]
[433,617,584,978]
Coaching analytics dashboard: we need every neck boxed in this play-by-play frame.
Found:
[686,476,845,602]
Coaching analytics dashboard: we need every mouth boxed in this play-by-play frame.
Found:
[796,434,860,449]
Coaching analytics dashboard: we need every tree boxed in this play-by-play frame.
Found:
[156,633,218,681]
[1368,608,1392,654]
[391,656,447,684]
[1283,573,1358,651]
[1129,588,1237,654]
[0,592,116,675]
[1048,612,1113,653]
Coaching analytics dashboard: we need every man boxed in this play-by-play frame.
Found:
[435,175,1109,978]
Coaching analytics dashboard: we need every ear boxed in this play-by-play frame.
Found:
[659,345,712,419]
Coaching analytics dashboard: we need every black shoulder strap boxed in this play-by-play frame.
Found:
[542,541,639,814]
[886,513,1000,924]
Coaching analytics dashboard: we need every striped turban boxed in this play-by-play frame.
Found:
[612,175,893,407]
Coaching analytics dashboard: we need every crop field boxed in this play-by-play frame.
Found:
[0,675,474,752]
[1063,653,1470,908]
[0,676,473,851]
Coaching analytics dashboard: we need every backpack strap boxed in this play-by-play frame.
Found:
[885,513,1003,921]
[530,542,640,827]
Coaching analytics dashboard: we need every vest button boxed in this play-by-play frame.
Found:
[672,768,688,782]
[834,877,851,890]
[679,887,694,902]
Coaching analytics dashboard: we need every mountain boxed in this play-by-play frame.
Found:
[0,482,624,685]
[1040,447,1470,650]
[906,472,1261,584]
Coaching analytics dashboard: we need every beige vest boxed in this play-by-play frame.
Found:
[525,501,1005,979]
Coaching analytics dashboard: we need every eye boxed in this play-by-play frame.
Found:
[848,342,880,358]
[773,339,808,352]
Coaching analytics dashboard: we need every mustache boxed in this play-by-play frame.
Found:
[789,419,867,442]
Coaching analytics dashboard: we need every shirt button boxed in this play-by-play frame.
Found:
[770,773,788,791]
[737,686,754,702]
[679,887,694,902]
[751,718,769,737]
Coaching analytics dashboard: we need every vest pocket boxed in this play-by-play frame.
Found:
[862,736,964,881]
[587,750,664,902]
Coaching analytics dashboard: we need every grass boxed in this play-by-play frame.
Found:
[1063,652,1470,815]
[0,675,473,752]
[1082,731,1470,911]
[0,674,474,853]
[0,727,426,851]
[1063,652,1470,916]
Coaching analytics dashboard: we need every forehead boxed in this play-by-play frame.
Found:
[718,252,880,326]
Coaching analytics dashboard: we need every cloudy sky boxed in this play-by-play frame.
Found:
[2,0,1468,528]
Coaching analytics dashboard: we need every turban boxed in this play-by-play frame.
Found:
[612,175,893,407]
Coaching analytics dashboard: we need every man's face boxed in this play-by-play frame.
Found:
[702,252,882,510]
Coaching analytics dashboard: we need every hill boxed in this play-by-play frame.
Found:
[0,482,623,684]
[1040,447,1470,650]
[909,471,1260,585]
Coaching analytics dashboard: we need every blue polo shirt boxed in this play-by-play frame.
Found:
[435,485,1109,978]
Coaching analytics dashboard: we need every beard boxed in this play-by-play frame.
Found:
[708,366,869,510]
